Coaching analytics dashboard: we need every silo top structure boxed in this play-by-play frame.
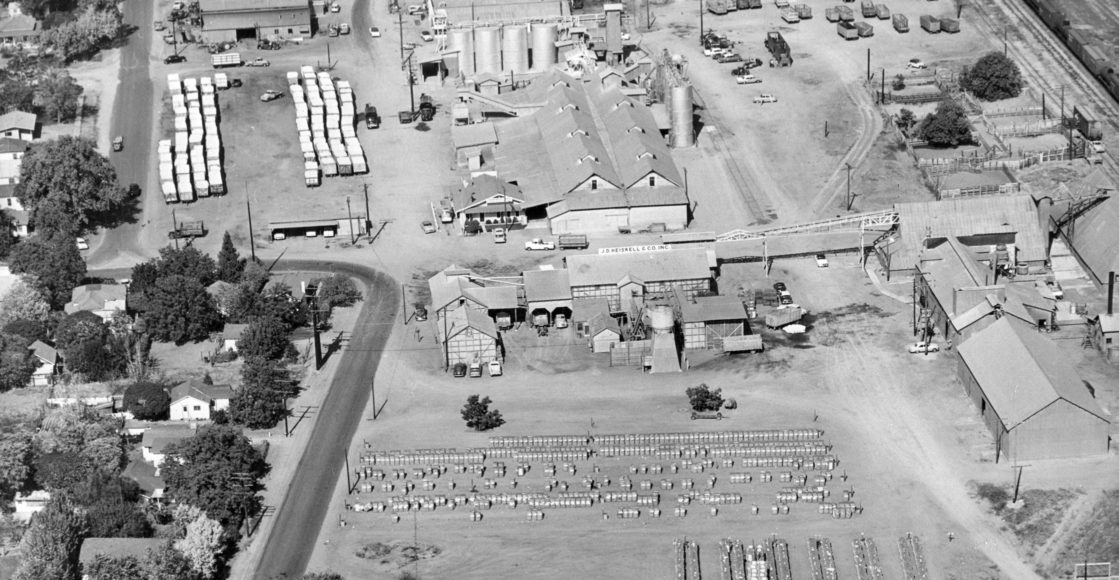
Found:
[531,23,558,72]
[502,25,530,74]
[474,27,502,75]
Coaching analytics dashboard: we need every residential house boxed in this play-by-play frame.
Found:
[140,423,196,468]
[0,182,29,237]
[169,380,234,421]
[221,323,248,351]
[0,3,42,47]
[451,174,527,230]
[0,110,37,141]
[13,490,50,522]
[28,340,58,387]
[0,137,30,185]
[64,284,128,322]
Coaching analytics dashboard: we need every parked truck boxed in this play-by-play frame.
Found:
[764,31,792,66]
[874,4,889,19]
[855,21,874,36]
[837,5,855,21]
[860,0,876,17]
[920,15,940,33]
[558,234,589,250]
[825,6,839,21]
[419,94,435,122]
[707,0,728,14]
[765,307,805,329]
[781,10,800,22]
[1073,106,1103,141]
[795,3,812,18]
[210,52,243,68]
[892,13,908,32]
[169,220,206,239]
[939,17,960,33]
[837,21,859,40]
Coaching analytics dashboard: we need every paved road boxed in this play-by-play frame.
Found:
[253,260,400,580]
[88,0,155,269]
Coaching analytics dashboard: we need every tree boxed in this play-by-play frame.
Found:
[216,232,245,284]
[161,424,268,534]
[73,472,151,537]
[55,311,108,351]
[238,316,292,361]
[460,395,505,431]
[35,451,90,491]
[0,279,51,328]
[153,245,218,287]
[33,68,83,124]
[18,0,76,21]
[144,543,203,580]
[2,319,49,343]
[173,509,225,579]
[8,233,87,308]
[917,98,973,147]
[897,108,918,136]
[84,555,146,580]
[686,384,724,412]
[123,381,171,421]
[961,51,1023,101]
[0,211,17,258]
[892,74,905,91]
[229,356,291,429]
[314,275,362,311]
[0,429,35,504]
[16,136,125,234]
[13,498,87,580]
[0,333,37,392]
[45,6,124,62]
[143,275,222,344]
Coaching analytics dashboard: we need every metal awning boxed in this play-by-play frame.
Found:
[464,202,520,215]
[268,219,339,230]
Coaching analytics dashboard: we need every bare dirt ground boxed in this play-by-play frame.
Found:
[66,48,121,152]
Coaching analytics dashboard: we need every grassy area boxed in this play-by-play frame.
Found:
[1052,490,1119,576]
[973,482,1082,557]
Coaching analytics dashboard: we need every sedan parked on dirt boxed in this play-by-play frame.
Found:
[908,342,940,354]
[736,74,761,84]
[753,94,778,104]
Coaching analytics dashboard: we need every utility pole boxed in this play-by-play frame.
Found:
[363,183,372,232]
[699,0,704,46]
[245,199,256,261]
[880,68,885,104]
[408,57,416,115]
[310,297,323,370]
[401,284,407,325]
[398,9,405,63]
[346,196,355,243]
[370,377,377,419]
[845,163,854,210]
[1011,464,1030,504]
[344,451,352,494]
[171,209,180,250]
[866,48,870,82]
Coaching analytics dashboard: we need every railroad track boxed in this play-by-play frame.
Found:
[852,534,884,580]
[969,0,1119,179]
[897,533,929,580]
[807,536,839,580]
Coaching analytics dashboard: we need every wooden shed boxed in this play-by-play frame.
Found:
[680,295,749,350]
[436,307,501,366]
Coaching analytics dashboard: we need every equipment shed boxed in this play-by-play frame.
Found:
[436,307,501,366]
[681,295,748,350]
[199,0,313,42]
[524,267,571,326]
[957,318,1110,462]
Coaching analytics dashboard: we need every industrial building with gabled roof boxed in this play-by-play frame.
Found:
[428,265,520,324]
[956,318,1110,462]
[565,247,715,313]
[523,266,571,326]
[198,0,313,42]
[434,306,502,366]
[492,71,688,234]
[680,294,749,351]
[1059,169,1119,285]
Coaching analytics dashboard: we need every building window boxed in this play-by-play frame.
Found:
[193,405,201,411]
[182,406,187,413]
[648,176,656,187]
[591,179,598,190]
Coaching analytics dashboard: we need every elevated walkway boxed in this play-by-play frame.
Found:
[455,89,547,117]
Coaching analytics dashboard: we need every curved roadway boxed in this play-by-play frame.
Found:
[253,259,400,579]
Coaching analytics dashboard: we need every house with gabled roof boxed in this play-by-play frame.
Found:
[428,265,520,327]
[169,380,234,421]
[64,284,127,322]
[29,340,58,387]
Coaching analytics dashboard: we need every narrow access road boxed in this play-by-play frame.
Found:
[252,261,400,580]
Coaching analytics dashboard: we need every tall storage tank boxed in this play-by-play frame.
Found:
[502,25,529,73]
[531,23,557,71]
[475,27,501,75]
[670,84,695,148]
[447,28,475,76]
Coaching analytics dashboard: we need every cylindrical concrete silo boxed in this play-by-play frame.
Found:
[448,28,474,77]
[531,23,558,72]
[670,84,695,148]
[502,25,529,74]
[475,27,502,75]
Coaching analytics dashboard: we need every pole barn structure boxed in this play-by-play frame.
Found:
[956,318,1110,462]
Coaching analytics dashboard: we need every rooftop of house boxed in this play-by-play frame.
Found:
[140,423,196,455]
[64,283,127,314]
[170,380,234,404]
[29,340,58,365]
[0,110,36,131]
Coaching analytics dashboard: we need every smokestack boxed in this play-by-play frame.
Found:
[1109,271,1115,316]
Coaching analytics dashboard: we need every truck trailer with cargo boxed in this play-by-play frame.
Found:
[860,0,876,17]
[211,53,243,68]
[855,21,874,36]
[837,21,859,40]
[1073,106,1103,141]
[920,15,940,33]
[892,13,908,32]
[939,17,959,33]
[874,4,889,19]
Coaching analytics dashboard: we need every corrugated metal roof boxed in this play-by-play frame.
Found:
[958,318,1109,428]
[524,268,571,302]
[451,122,498,149]
[438,306,499,341]
[573,296,612,322]
[1067,170,1119,283]
[567,248,712,288]
[895,195,1047,264]
[437,0,567,24]
[200,0,308,12]
[917,238,999,316]
[0,111,35,132]
[681,295,747,323]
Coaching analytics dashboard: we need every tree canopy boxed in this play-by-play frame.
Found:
[44,5,125,62]
[0,279,51,328]
[141,275,222,344]
[238,316,293,361]
[123,381,171,421]
[0,333,38,392]
[216,232,245,284]
[129,245,218,313]
[686,384,724,412]
[16,136,125,235]
[161,425,268,535]
[461,395,505,431]
[13,498,87,580]
[32,68,83,123]
[229,356,294,429]
[917,98,974,147]
[8,233,87,308]
[961,51,1023,101]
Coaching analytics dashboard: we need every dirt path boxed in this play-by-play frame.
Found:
[805,80,883,220]
[820,314,1042,580]
[1032,489,1100,568]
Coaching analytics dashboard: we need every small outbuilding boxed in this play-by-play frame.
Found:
[28,340,58,387]
[957,318,1110,462]
[13,490,50,523]
[680,295,749,350]
[0,110,37,141]
[435,307,501,366]
[221,323,249,351]
[1091,312,1119,361]
[169,380,234,421]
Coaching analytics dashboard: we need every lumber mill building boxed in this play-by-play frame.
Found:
[198,0,313,42]
[565,247,715,315]
[957,318,1110,462]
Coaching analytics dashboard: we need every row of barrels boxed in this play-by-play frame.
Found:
[526,497,593,508]
[776,487,830,504]
[489,435,591,448]
[362,452,486,465]
[512,450,591,462]
[819,502,862,518]
[600,429,823,446]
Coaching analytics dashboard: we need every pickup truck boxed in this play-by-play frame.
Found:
[524,238,556,251]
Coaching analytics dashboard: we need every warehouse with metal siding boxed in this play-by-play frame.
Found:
[199,0,312,42]
[956,318,1110,462]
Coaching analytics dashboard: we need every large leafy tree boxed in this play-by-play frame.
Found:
[229,356,292,429]
[32,68,83,124]
[142,275,222,344]
[238,316,292,361]
[45,5,124,62]
[216,232,245,284]
[129,246,218,313]
[460,395,505,431]
[0,333,38,392]
[917,98,974,147]
[13,498,87,580]
[84,555,146,580]
[174,508,225,579]
[55,311,108,351]
[123,381,171,421]
[161,425,268,535]
[0,279,51,328]
[962,51,1023,101]
[16,136,125,235]
[145,543,203,580]
[8,233,87,308]
[0,429,35,503]
[0,211,17,258]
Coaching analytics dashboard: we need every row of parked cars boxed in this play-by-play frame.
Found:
[452,360,503,377]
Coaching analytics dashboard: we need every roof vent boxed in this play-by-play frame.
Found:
[568,128,588,137]
[637,151,655,160]
[578,154,598,164]
[560,103,579,112]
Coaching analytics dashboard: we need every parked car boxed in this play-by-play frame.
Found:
[398,110,413,124]
[257,39,281,50]
[468,362,483,378]
[339,23,351,34]
[407,4,425,14]
[908,341,940,354]
[487,360,503,377]
[815,253,829,268]
[163,54,186,64]
[260,90,283,102]
[246,57,271,67]
[420,30,433,41]
[524,238,555,251]
[907,58,926,69]
[620,31,631,41]
[492,228,507,243]
[421,220,436,234]
[753,93,778,104]
[230,78,243,88]
[369,26,381,37]
[736,74,761,84]
[779,294,794,306]
[772,282,787,292]
[112,136,123,151]
[330,2,341,12]
[555,313,568,328]
[452,362,467,377]
[414,304,428,321]
[153,20,165,31]
[718,53,743,63]
[76,237,89,250]
[127,183,141,198]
